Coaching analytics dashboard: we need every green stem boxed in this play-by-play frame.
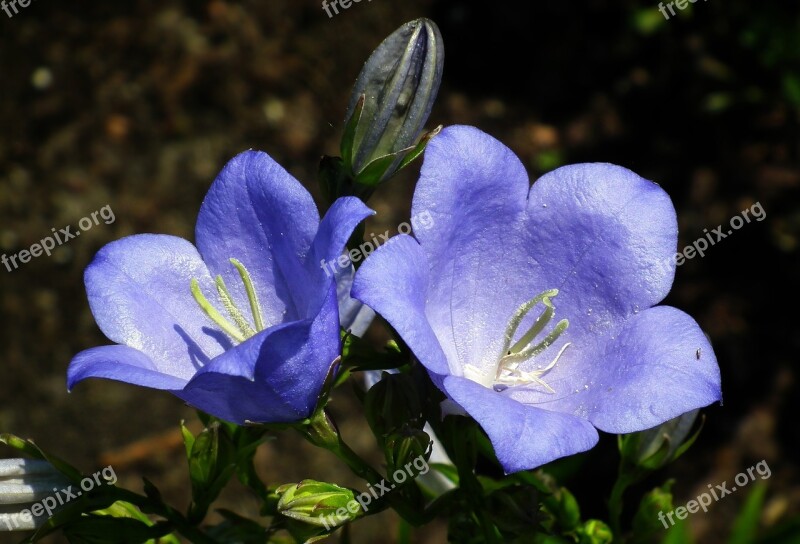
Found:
[300,410,426,525]
[303,410,382,484]
[609,470,635,543]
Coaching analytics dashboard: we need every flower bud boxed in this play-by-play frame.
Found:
[342,18,444,187]
[276,480,358,528]
[363,372,424,447]
[619,409,700,470]
[576,519,613,543]
[0,459,71,531]
[385,428,431,478]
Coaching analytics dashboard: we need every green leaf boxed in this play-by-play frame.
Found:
[484,484,543,535]
[662,517,693,544]
[352,124,441,188]
[232,431,269,498]
[141,477,163,503]
[21,488,126,543]
[728,483,768,544]
[0,433,83,482]
[429,463,459,486]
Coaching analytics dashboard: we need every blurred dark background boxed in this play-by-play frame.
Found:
[0,0,798,542]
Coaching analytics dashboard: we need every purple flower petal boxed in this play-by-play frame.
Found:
[68,345,189,391]
[335,264,376,336]
[71,150,371,424]
[354,125,721,471]
[195,150,320,324]
[409,126,531,369]
[180,283,341,423]
[507,306,722,433]
[304,196,374,318]
[410,126,678,373]
[443,376,599,474]
[81,234,225,381]
[352,234,450,376]
[521,161,677,342]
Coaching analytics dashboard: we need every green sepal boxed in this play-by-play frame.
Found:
[0,433,83,482]
[352,125,442,189]
[318,155,353,206]
[340,94,365,174]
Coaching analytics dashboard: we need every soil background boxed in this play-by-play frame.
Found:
[1,1,798,543]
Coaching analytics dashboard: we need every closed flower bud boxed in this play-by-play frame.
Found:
[342,18,444,187]
[0,459,71,531]
[385,428,432,478]
[619,409,700,470]
[276,480,358,528]
[363,372,425,447]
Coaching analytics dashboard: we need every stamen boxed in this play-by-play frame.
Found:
[230,259,264,331]
[190,279,246,343]
[190,259,269,345]
[507,297,555,354]
[500,318,569,367]
[482,288,573,393]
[215,275,257,338]
[500,289,559,358]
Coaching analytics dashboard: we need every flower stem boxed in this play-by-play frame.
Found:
[608,470,635,542]
[301,410,426,525]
